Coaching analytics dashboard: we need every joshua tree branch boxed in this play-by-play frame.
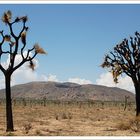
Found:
[21,44,26,59]
[8,23,17,39]
[18,22,26,38]
[12,50,37,72]
[0,31,5,46]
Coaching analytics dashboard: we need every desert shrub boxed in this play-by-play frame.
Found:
[61,113,68,119]
[35,129,42,136]
[42,97,47,106]
[6,132,15,136]
[67,112,72,119]
[117,117,140,132]
[55,113,59,120]
[54,112,73,120]
[130,117,140,132]
[23,123,32,134]
[22,98,27,106]
[117,121,131,130]
[61,112,72,120]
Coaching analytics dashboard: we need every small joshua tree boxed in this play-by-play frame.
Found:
[0,11,46,131]
[101,31,140,116]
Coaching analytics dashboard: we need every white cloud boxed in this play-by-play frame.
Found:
[1,51,38,70]
[12,68,47,85]
[0,53,94,88]
[96,72,135,93]
[0,76,5,89]
[68,77,92,85]
[46,75,92,85]
[0,52,47,89]
[38,74,92,85]
[47,74,58,82]
[3,52,134,92]
[0,54,135,94]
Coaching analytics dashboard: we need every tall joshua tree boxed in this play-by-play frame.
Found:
[101,31,140,116]
[0,11,46,131]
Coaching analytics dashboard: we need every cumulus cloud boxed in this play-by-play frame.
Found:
[0,75,5,89]
[96,72,135,93]
[0,70,48,90]
[0,52,94,88]
[1,51,37,69]
[0,52,47,89]
[12,68,47,85]
[68,77,92,85]
[47,74,58,82]
[45,75,93,85]
[43,75,92,85]
[0,53,135,94]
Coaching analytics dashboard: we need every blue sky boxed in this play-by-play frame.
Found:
[0,4,140,90]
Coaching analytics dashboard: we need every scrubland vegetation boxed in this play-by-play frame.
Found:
[0,99,140,136]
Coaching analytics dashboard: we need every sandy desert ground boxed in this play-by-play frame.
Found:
[0,101,140,136]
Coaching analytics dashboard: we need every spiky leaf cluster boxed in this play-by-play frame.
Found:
[34,43,47,54]
[2,10,12,24]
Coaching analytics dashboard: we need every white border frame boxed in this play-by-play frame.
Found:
[0,1,140,139]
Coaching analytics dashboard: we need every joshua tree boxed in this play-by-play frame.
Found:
[101,31,140,116]
[0,11,46,131]
[124,96,129,111]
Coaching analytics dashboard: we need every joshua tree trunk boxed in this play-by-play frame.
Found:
[5,74,14,132]
[135,83,140,116]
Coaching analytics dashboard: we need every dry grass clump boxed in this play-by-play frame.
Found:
[117,116,140,132]
[55,113,59,120]
[55,112,72,120]
[35,129,44,136]
[23,123,32,134]
[61,113,69,119]
[130,117,140,132]
[6,132,15,136]
[117,121,131,130]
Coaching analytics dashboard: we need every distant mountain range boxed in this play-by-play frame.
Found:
[0,82,135,102]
